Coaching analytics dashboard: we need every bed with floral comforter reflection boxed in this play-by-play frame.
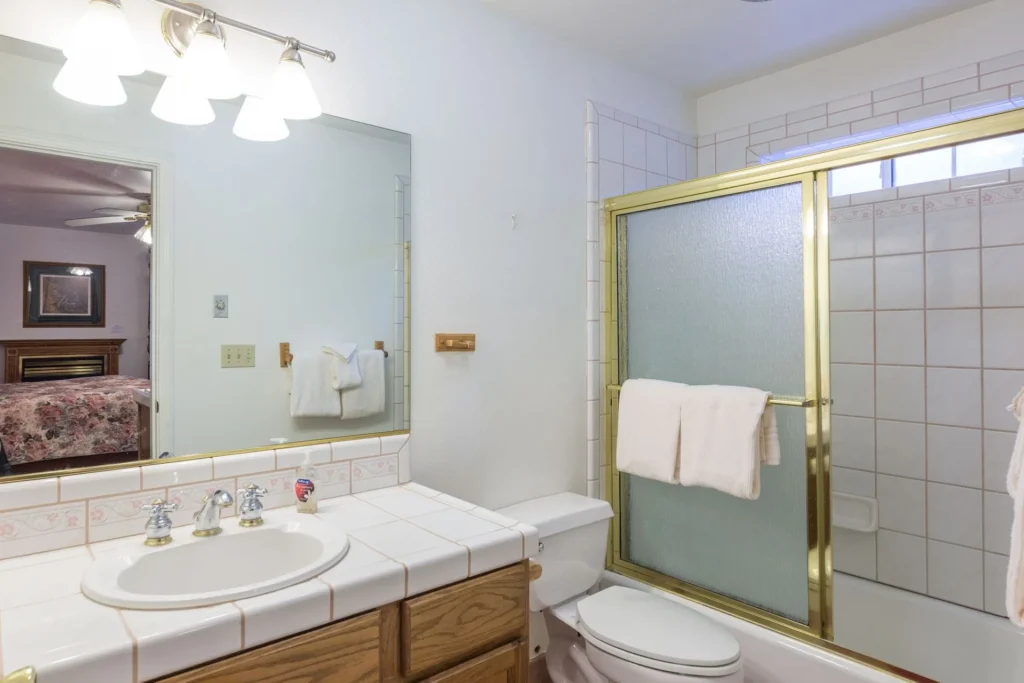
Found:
[0,376,150,475]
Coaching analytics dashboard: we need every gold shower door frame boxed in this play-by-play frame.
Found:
[604,171,832,641]
[601,108,1024,676]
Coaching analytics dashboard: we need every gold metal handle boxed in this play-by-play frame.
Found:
[3,667,37,683]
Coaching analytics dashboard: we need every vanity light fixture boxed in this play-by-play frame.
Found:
[55,0,336,142]
[52,58,127,106]
[63,0,144,76]
[269,46,322,120]
[177,19,241,101]
[151,72,215,125]
[69,267,94,276]
[233,96,290,142]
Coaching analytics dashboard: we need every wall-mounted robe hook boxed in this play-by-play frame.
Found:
[511,213,517,230]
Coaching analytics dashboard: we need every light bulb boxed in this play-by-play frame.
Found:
[53,59,127,106]
[269,48,322,120]
[179,21,240,100]
[63,0,143,76]
[151,74,215,126]
[135,223,153,245]
[233,96,289,142]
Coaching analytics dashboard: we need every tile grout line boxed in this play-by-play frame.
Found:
[871,196,880,582]
[230,602,245,650]
[977,196,988,605]
[922,201,930,594]
[115,609,139,683]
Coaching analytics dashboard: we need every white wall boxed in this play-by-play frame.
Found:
[0,0,686,507]
[697,0,1024,134]
[0,222,150,378]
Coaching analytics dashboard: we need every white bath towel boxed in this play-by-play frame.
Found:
[340,350,386,420]
[1004,386,1024,626]
[322,343,362,390]
[676,385,780,500]
[289,351,341,417]
[615,379,688,485]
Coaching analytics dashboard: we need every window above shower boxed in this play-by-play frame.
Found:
[829,132,1024,196]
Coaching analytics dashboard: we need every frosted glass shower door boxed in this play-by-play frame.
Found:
[615,179,818,625]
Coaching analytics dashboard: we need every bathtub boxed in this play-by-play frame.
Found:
[834,572,1024,682]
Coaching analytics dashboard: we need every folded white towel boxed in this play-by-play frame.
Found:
[340,350,385,420]
[289,351,341,418]
[322,343,362,390]
[677,385,780,500]
[1004,386,1024,626]
[615,379,688,485]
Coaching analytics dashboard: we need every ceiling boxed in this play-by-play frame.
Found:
[0,147,152,235]
[480,0,992,94]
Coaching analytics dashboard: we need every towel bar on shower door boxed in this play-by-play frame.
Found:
[604,384,823,408]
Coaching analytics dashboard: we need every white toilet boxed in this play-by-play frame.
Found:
[499,492,744,683]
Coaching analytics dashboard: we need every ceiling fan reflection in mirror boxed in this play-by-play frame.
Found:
[65,200,152,244]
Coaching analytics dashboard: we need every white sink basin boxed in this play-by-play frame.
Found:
[82,516,348,609]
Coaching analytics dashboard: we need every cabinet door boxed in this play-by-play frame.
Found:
[422,642,526,683]
[401,563,527,677]
[156,610,381,683]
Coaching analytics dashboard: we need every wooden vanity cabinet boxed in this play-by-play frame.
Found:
[156,562,529,683]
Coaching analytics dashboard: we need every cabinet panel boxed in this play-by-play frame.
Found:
[401,563,528,677]
[421,642,525,683]
[157,610,381,683]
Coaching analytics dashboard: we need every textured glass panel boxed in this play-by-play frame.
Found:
[622,183,809,622]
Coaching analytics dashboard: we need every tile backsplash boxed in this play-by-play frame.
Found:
[829,170,1022,618]
[0,434,411,560]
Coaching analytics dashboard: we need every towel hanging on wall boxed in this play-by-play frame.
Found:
[340,349,386,420]
[289,350,341,417]
[323,343,362,390]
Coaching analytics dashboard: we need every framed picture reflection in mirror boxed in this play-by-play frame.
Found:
[23,261,106,327]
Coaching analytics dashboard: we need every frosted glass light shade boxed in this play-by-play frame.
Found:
[151,75,215,126]
[269,51,321,120]
[233,96,289,142]
[179,23,241,100]
[134,224,152,245]
[63,0,143,76]
[53,59,127,106]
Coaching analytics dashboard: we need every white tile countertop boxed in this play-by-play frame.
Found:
[0,483,539,683]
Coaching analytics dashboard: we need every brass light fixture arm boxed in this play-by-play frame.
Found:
[149,0,336,62]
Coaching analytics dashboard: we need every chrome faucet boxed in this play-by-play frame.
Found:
[193,489,233,537]
[237,483,267,528]
[142,498,178,547]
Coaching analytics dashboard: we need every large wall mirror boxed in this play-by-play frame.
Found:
[0,37,411,479]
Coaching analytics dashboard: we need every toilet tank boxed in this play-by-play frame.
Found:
[498,492,613,611]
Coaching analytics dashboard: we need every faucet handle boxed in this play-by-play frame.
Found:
[237,483,268,500]
[142,498,179,517]
[237,483,268,528]
[142,498,177,547]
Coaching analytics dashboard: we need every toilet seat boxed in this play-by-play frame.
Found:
[576,586,742,677]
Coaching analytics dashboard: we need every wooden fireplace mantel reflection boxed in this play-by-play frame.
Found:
[0,339,125,383]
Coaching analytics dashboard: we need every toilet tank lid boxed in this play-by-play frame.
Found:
[577,586,741,668]
[497,492,613,538]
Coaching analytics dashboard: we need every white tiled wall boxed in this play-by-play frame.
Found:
[696,50,1024,176]
[829,169,1024,617]
[585,101,696,500]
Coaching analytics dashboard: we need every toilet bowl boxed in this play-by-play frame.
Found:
[499,493,744,683]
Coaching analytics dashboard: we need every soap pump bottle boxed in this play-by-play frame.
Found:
[294,449,319,513]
